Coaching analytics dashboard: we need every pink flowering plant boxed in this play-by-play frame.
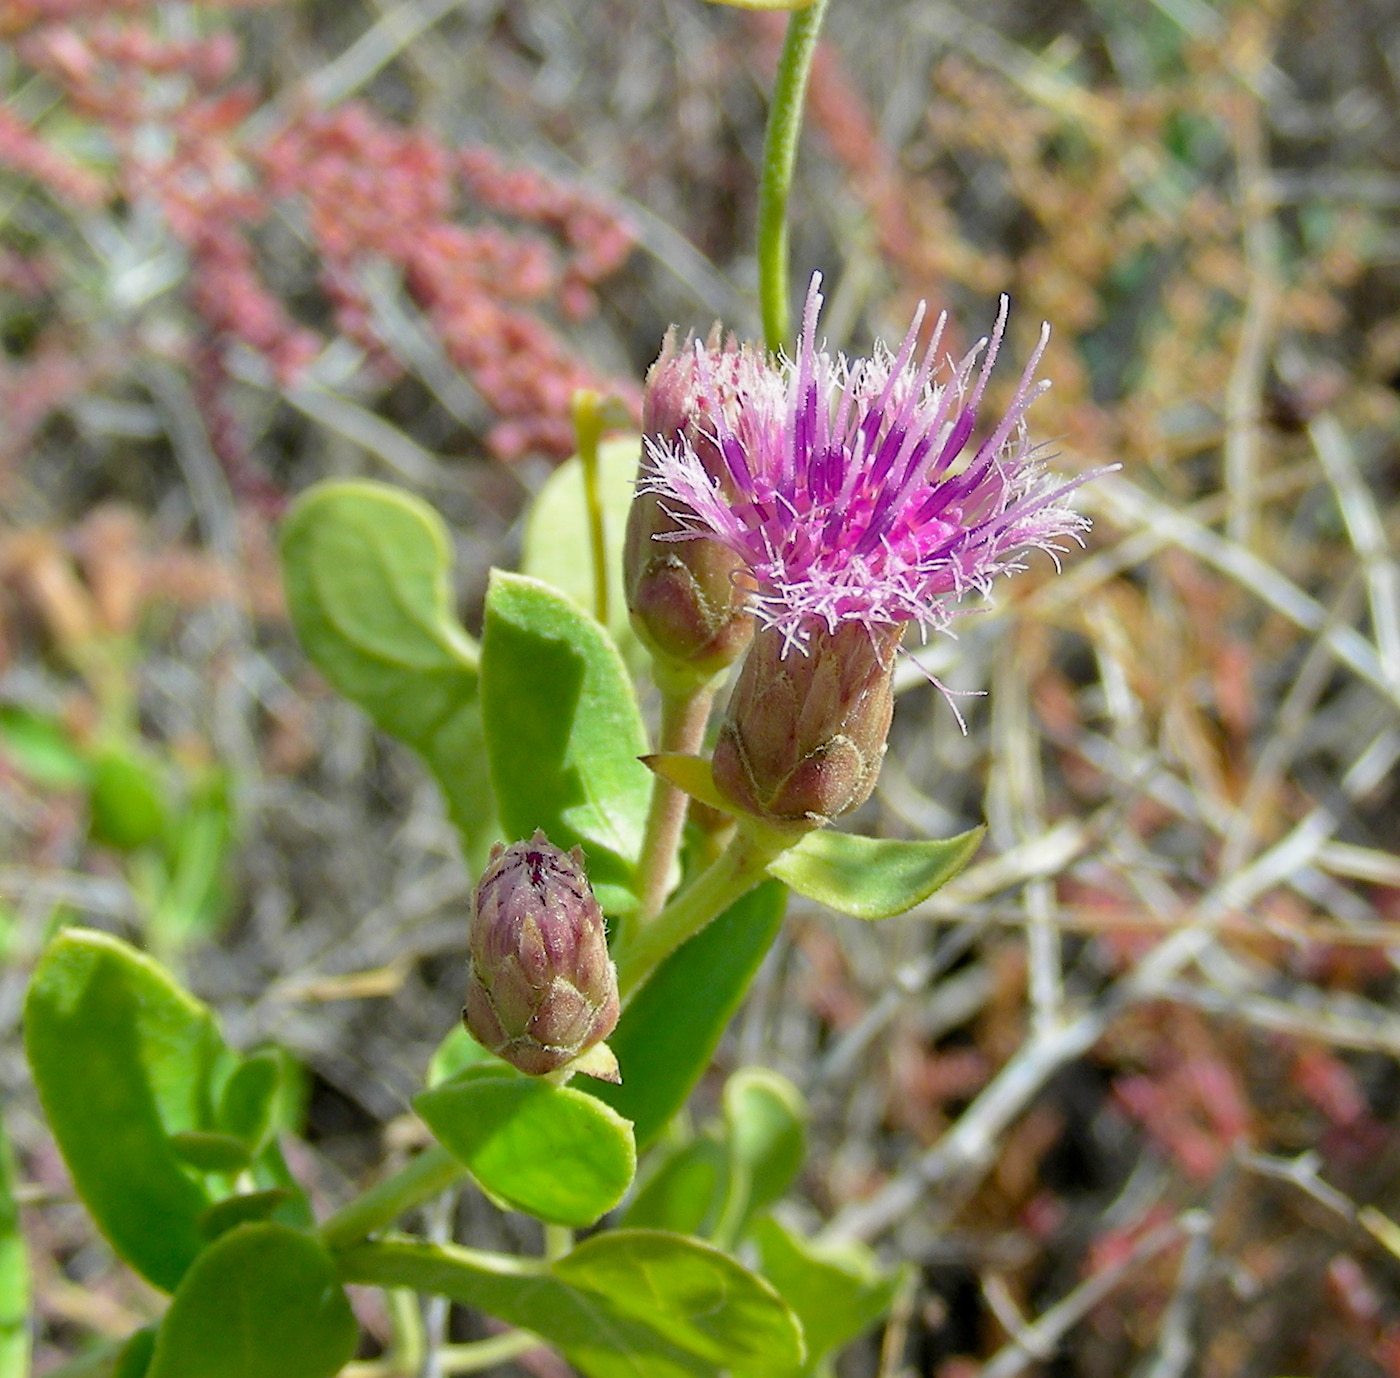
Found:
[19,1,1101,1374]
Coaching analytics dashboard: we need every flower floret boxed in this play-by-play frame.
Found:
[643,274,1094,652]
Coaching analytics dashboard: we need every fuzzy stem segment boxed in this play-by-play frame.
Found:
[617,826,791,999]
[757,0,831,354]
[319,1145,466,1253]
[628,680,718,933]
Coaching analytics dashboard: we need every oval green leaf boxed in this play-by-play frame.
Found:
[340,1237,716,1378]
[169,1131,250,1175]
[147,1224,357,1378]
[88,745,169,853]
[425,1024,498,1088]
[722,1068,806,1229]
[767,827,985,919]
[115,1327,158,1378]
[280,480,493,855]
[24,929,222,1291]
[480,571,650,897]
[197,1190,296,1244]
[218,1052,280,1155]
[555,1230,804,1371]
[415,1074,636,1227]
[622,1137,727,1236]
[581,880,787,1149]
[752,1216,907,1375]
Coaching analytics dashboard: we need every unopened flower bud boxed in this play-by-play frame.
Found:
[624,330,762,686]
[712,621,902,828]
[463,831,620,1081]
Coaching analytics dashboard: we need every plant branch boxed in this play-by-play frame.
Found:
[616,826,789,998]
[757,0,831,353]
[629,682,718,932]
[319,1145,466,1253]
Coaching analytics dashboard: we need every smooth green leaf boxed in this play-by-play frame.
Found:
[218,1053,280,1155]
[0,705,90,789]
[623,1137,727,1236]
[168,1131,249,1175]
[581,880,787,1148]
[522,436,643,665]
[147,1224,356,1378]
[767,827,984,920]
[150,779,234,948]
[247,1139,314,1233]
[114,1328,158,1378]
[721,1069,806,1233]
[415,1073,635,1227]
[24,929,221,1291]
[480,571,650,896]
[0,1107,29,1378]
[556,1230,803,1371]
[340,1237,718,1378]
[197,1190,296,1243]
[425,1024,498,1087]
[88,745,168,852]
[280,481,493,855]
[642,754,731,815]
[752,1216,907,1375]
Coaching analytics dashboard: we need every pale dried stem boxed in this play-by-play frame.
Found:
[1084,474,1400,713]
[988,629,1061,1033]
[979,1214,1195,1378]
[1224,92,1279,550]
[821,717,1400,1245]
[1307,408,1400,691]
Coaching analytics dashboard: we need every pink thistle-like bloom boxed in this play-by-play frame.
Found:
[644,274,1093,654]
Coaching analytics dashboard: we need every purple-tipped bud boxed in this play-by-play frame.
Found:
[713,621,902,829]
[623,330,763,685]
[463,831,620,1081]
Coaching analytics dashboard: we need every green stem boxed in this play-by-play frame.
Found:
[542,1223,574,1261]
[438,1333,543,1374]
[389,1287,426,1376]
[756,0,832,354]
[571,389,611,626]
[616,827,789,998]
[319,1145,466,1253]
[345,1330,539,1378]
[629,681,718,933]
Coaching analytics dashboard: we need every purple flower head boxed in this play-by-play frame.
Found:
[644,275,1093,654]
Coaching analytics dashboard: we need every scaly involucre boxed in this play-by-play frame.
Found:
[644,274,1092,653]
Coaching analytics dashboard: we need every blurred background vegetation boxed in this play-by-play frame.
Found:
[2,0,1400,1373]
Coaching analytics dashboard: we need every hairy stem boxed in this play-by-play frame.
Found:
[756,0,831,354]
[629,681,718,931]
[617,826,789,998]
[319,1145,466,1253]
